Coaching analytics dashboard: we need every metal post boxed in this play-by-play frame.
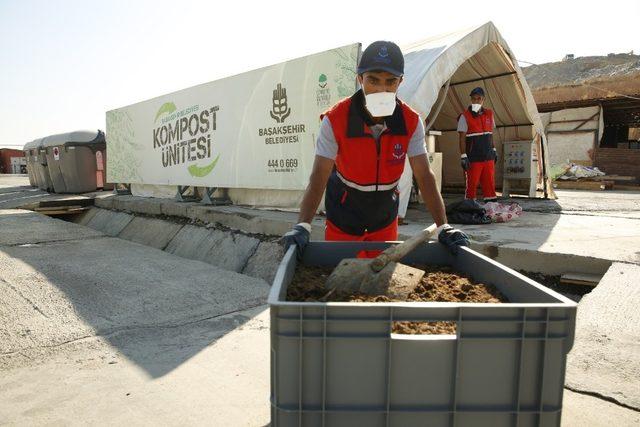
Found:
[200,187,231,206]
[175,185,199,202]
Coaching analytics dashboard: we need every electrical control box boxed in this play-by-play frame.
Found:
[502,140,537,197]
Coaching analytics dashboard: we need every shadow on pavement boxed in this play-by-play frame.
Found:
[0,206,270,379]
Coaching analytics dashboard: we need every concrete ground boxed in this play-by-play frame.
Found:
[0,207,271,425]
[0,174,99,210]
[1,175,639,425]
[565,262,640,410]
[400,190,640,274]
[1,306,271,426]
[0,174,33,189]
[562,389,639,426]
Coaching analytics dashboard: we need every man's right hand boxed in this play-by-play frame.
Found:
[280,223,311,260]
[460,154,470,171]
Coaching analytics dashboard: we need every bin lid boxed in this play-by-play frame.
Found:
[23,138,44,151]
[41,130,105,148]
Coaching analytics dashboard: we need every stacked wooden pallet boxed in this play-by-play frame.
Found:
[31,198,94,216]
[553,175,637,191]
[33,205,90,216]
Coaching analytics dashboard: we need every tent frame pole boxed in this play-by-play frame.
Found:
[448,71,517,87]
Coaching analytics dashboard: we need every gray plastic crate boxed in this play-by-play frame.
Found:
[268,241,577,427]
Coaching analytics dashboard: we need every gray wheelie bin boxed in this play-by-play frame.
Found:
[42,130,107,193]
[23,140,39,187]
[42,135,68,193]
[32,138,54,192]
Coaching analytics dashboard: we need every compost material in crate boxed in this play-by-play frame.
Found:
[269,241,578,427]
[288,265,508,334]
[287,265,507,303]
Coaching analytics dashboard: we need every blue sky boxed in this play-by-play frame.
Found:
[1,0,639,147]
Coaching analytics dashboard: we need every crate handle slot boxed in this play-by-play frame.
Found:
[390,333,457,341]
[390,320,458,340]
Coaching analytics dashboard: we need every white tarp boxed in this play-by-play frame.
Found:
[399,22,545,137]
[540,105,603,167]
[106,44,360,190]
[397,22,552,197]
[121,22,552,205]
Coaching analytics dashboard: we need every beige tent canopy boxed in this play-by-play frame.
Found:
[398,21,553,198]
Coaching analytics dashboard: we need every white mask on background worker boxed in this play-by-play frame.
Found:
[469,87,485,113]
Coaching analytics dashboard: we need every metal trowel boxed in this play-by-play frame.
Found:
[324,224,437,298]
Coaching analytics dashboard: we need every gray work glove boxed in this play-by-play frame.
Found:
[492,148,498,163]
[280,223,311,260]
[460,154,470,171]
[437,224,470,255]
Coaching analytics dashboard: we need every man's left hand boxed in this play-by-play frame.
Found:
[438,224,470,255]
[492,148,498,163]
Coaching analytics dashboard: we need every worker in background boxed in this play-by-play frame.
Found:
[458,87,498,201]
[281,41,469,258]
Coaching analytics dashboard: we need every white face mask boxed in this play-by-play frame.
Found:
[471,103,482,113]
[363,88,397,117]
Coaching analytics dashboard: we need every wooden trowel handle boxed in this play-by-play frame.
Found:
[370,223,438,272]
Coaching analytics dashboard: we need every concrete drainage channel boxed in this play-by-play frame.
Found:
[40,202,600,303]
[67,206,284,284]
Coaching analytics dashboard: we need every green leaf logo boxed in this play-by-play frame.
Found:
[188,155,220,177]
[318,73,328,88]
[154,102,177,123]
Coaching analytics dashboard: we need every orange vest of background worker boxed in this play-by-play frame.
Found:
[458,87,498,202]
[280,41,470,259]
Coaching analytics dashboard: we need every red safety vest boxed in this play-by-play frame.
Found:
[322,90,420,235]
[461,107,494,162]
